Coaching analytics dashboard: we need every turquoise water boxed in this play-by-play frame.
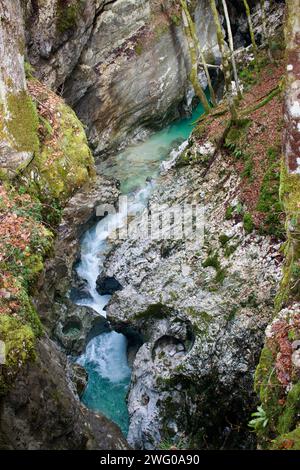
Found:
[76,100,206,436]
[77,331,131,435]
[98,102,206,194]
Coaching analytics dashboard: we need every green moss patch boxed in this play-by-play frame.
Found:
[202,252,227,285]
[275,162,300,309]
[6,90,39,154]
[257,159,283,237]
[34,103,94,201]
[243,212,254,233]
[0,90,39,167]
[271,427,300,450]
[134,303,172,321]
[0,315,36,396]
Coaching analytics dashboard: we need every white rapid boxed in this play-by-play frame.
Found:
[76,183,153,315]
[77,331,131,383]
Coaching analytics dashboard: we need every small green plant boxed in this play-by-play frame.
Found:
[135,42,143,55]
[225,206,234,220]
[241,156,254,180]
[202,253,220,270]
[170,14,181,26]
[249,405,268,431]
[202,253,227,285]
[233,148,243,159]
[57,0,83,33]
[236,202,244,215]
[267,146,279,162]
[24,61,34,80]
[243,212,254,233]
[224,243,238,258]
[288,329,297,342]
[219,234,231,246]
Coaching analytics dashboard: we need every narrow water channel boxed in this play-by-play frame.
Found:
[76,101,206,435]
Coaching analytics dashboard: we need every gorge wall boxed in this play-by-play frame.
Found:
[24,0,219,157]
[0,0,292,451]
[0,0,126,449]
[24,0,265,158]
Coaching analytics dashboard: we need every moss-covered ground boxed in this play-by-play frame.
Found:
[186,53,285,239]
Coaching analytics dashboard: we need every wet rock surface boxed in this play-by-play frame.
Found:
[96,274,123,295]
[54,301,110,355]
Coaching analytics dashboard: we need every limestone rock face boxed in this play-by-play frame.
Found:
[54,301,110,355]
[24,0,99,90]
[23,0,222,157]
[62,0,220,157]
[103,145,282,449]
[0,337,128,450]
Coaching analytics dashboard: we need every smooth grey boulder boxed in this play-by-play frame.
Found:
[96,274,123,295]
[54,301,110,355]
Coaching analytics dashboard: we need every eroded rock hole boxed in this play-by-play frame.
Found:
[62,318,82,337]
[152,335,186,362]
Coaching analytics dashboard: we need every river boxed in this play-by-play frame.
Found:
[76,101,206,435]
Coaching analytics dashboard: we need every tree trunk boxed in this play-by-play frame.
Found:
[260,0,273,62]
[209,0,238,121]
[242,0,258,58]
[0,0,39,172]
[181,0,216,106]
[276,0,300,310]
[221,0,242,99]
[180,1,211,114]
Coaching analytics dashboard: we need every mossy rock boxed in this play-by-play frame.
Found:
[257,158,283,238]
[27,90,95,203]
[254,346,282,444]
[0,76,96,398]
[275,160,300,309]
[271,427,300,450]
[0,90,39,172]
[0,315,36,396]
[255,345,300,447]
[5,91,39,154]
[277,382,300,436]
